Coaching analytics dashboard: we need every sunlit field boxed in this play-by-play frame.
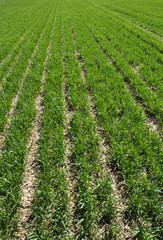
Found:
[0,0,162,239]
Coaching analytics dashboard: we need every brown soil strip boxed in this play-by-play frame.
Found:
[62,79,77,239]
[75,49,133,239]
[0,19,50,150]
[145,118,161,133]
[131,66,139,74]
[15,91,42,240]
[64,11,101,238]
[66,11,133,236]
[14,15,56,240]
[75,49,154,239]
[61,26,78,239]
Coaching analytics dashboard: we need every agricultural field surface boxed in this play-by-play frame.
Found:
[0,0,163,239]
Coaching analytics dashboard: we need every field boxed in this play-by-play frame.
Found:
[0,0,162,239]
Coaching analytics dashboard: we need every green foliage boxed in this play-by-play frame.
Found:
[0,0,162,239]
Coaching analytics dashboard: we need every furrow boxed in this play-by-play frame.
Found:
[102,36,160,99]
[62,9,106,237]
[62,2,162,238]
[26,11,69,238]
[75,49,133,239]
[16,55,46,240]
[0,16,51,149]
[69,64,100,236]
[67,9,126,237]
[61,31,78,239]
[15,16,56,240]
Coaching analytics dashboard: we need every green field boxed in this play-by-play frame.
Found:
[0,0,162,239]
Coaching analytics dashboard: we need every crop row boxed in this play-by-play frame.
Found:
[69,0,163,127]
[62,8,116,238]
[26,8,69,240]
[0,3,56,133]
[90,0,163,54]
[0,2,57,237]
[92,0,163,36]
[0,0,53,62]
[83,1,163,98]
[64,0,162,238]
[0,2,53,85]
[27,4,116,239]
[0,0,162,239]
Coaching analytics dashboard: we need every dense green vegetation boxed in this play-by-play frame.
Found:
[0,0,162,239]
